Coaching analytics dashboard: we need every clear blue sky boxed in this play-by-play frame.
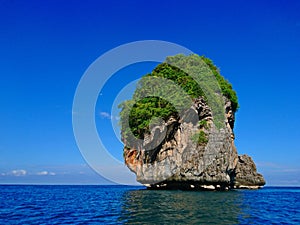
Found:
[0,0,299,185]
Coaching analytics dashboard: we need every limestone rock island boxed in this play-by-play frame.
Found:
[119,54,265,190]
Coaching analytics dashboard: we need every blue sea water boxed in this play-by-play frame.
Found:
[0,185,299,224]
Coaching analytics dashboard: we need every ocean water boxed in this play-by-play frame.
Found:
[0,185,299,224]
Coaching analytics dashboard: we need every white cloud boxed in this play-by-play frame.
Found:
[36,171,48,175]
[281,169,300,173]
[36,171,56,176]
[100,111,112,119]
[256,161,282,169]
[11,169,27,176]
[99,111,120,121]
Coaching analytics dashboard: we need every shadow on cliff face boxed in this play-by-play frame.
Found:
[119,189,245,224]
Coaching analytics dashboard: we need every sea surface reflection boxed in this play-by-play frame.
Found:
[120,189,244,224]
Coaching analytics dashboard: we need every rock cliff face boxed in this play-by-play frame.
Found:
[123,96,265,190]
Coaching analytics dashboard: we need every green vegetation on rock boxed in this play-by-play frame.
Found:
[200,56,239,112]
[199,120,209,129]
[191,130,208,145]
[119,54,238,141]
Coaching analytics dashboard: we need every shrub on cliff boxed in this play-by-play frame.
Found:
[119,54,238,140]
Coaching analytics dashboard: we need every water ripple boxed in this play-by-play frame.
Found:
[0,185,299,224]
